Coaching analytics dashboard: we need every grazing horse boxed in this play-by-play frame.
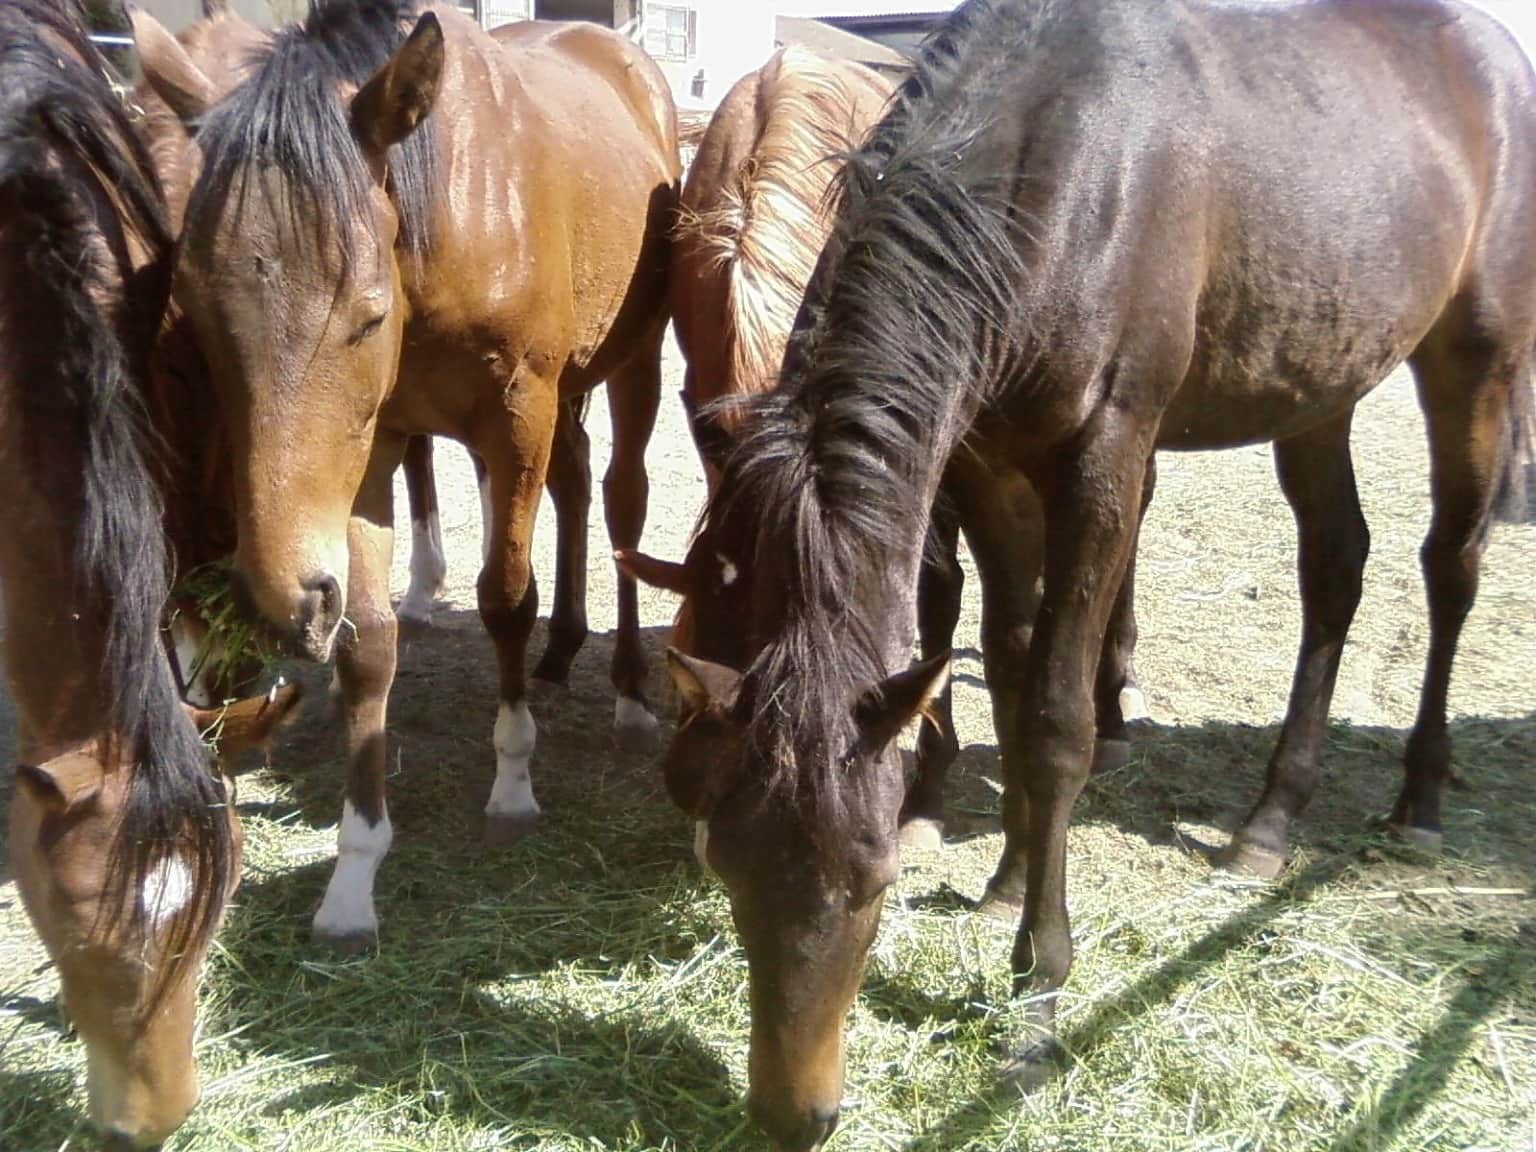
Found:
[645,0,1536,1146]
[1,2,295,1144]
[625,44,1151,853]
[134,0,679,948]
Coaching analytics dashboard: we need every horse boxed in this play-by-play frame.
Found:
[624,43,1156,855]
[642,1,1536,1146]
[127,4,609,714]
[1,2,296,1144]
[132,0,680,950]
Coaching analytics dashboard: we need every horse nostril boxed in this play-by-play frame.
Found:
[809,1106,841,1139]
[749,1098,841,1151]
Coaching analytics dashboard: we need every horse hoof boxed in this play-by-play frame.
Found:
[1000,1038,1062,1094]
[1119,684,1151,724]
[531,652,573,686]
[614,699,661,752]
[899,817,945,853]
[1092,738,1131,775]
[484,810,541,849]
[1213,838,1288,880]
[1386,822,1444,856]
[395,606,434,638]
[311,926,377,955]
[976,887,1023,922]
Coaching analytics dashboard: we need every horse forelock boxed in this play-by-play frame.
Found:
[189,0,439,273]
[0,0,229,1007]
[703,1,1039,826]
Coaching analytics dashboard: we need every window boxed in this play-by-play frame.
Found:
[644,3,696,62]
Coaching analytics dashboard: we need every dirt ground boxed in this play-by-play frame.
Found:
[1,329,1533,1151]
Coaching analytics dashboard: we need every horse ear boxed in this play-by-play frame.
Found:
[15,754,105,814]
[350,11,445,157]
[666,648,740,713]
[187,680,304,762]
[131,8,215,124]
[853,652,950,752]
[616,549,691,596]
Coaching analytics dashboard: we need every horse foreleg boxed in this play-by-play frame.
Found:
[477,382,558,848]
[604,336,664,749]
[311,432,404,952]
[984,432,1148,1084]
[532,398,592,685]
[1091,453,1157,774]
[396,434,447,627]
[901,498,963,851]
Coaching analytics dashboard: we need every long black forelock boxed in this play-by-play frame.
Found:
[189,0,439,273]
[704,0,1044,828]
[0,0,230,1008]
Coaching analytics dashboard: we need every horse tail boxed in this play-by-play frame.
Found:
[0,0,232,1003]
[1493,358,1535,523]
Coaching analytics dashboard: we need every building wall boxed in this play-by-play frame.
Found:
[644,0,773,110]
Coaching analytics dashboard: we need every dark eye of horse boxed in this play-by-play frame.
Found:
[349,314,386,346]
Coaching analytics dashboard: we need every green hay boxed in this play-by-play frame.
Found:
[169,559,284,702]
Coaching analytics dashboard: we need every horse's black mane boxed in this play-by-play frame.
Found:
[704,0,1047,820]
[191,0,440,269]
[0,0,229,999]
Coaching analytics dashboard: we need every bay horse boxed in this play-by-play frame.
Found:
[128,4,609,708]
[134,0,679,949]
[626,44,1154,855]
[647,0,1536,1146]
[1,1,295,1144]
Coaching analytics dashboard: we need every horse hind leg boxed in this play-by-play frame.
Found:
[604,333,664,750]
[1092,453,1157,774]
[532,398,592,686]
[396,435,447,629]
[1389,337,1528,848]
[1217,412,1368,878]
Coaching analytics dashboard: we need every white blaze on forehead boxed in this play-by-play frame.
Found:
[141,855,194,926]
[717,553,738,587]
[487,700,539,818]
[312,800,393,939]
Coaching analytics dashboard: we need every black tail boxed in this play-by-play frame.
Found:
[0,0,232,1001]
[1493,361,1535,523]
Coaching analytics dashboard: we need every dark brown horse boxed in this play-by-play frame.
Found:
[629,43,1153,855]
[2,2,294,1144]
[642,1,1536,1147]
[134,0,679,948]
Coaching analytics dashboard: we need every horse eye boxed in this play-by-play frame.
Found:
[349,314,386,345]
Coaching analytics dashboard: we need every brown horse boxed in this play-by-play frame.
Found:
[626,43,1150,854]
[2,2,295,1144]
[134,0,678,948]
[639,0,1536,1146]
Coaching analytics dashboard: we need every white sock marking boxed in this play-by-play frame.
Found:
[399,513,447,621]
[312,800,393,939]
[141,855,194,926]
[614,695,659,734]
[1120,684,1150,724]
[488,700,539,818]
[693,820,712,874]
[170,615,218,708]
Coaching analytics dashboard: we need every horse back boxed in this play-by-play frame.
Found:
[990,0,1536,451]
[406,7,679,387]
[673,48,893,423]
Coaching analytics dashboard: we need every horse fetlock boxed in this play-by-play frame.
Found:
[613,695,660,750]
[486,700,540,839]
[311,802,391,945]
